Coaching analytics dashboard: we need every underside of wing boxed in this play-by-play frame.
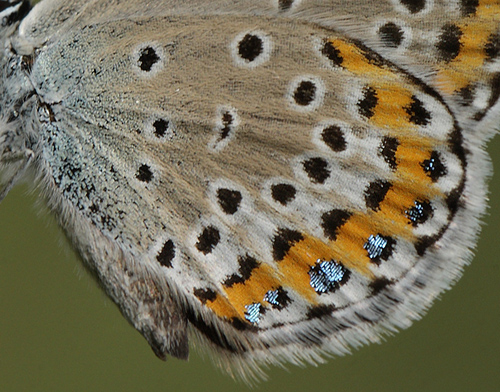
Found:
[11,0,498,380]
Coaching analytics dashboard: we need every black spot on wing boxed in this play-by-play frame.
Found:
[217,188,242,215]
[138,46,160,71]
[421,151,447,182]
[321,40,344,67]
[272,229,304,261]
[196,226,221,254]
[369,278,392,295]
[436,24,463,63]
[303,157,330,184]
[321,125,347,152]
[156,240,175,267]
[193,288,217,303]
[293,80,317,106]
[378,22,404,48]
[152,118,169,138]
[358,86,378,119]
[400,0,426,14]
[223,255,259,287]
[237,34,263,62]
[485,31,500,61]
[364,180,392,211]
[136,164,153,182]
[405,95,431,126]
[460,0,479,17]
[306,304,335,320]
[278,0,295,11]
[271,183,297,205]
[321,209,352,241]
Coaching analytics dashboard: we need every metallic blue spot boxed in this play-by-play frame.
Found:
[407,201,424,221]
[264,290,279,306]
[421,151,447,181]
[309,259,348,294]
[426,158,436,170]
[405,200,433,226]
[244,303,262,324]
[364,234,388,259]
[263,287,290,309]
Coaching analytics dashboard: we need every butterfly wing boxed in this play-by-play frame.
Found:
[2,0,498,379]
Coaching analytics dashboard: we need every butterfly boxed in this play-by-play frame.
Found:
[0,0,499,381]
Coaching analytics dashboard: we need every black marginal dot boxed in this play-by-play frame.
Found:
[303,157,330,184]
[414,235,436,256]
[156,240,175,267]
[321,125,347,152]
[153,118,169,138]
[223,255,259,287]
[485,32,500,61]
[400,0,426,14]
[457,84,475,106]
[278,0,294,11]
[460,0,479,17]
[321,209,352,241]
[364,180,392,211]
[406,200,434,226]
[364,234,395,264]
[379,136,399,170]
[230,318,251,331]
[321,40,343,67]
[358,86,378,119]
[217,188,242,215]
[193,288,217,303]
[306,304,335,320]
[436,24,463,63]
[369,278,392,295]
[405,95,431,126]
[378,22,404,48]
[271,183,296,206]
[238,34,263,62]
[421,151,447,182]
[272,228,304,261]
[293,80,316,106]
[136,164,153,182]
[196,226,221,254]
[138,46,160,72]
[446,188,462,215]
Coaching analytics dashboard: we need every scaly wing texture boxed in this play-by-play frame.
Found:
[3,0,498,380]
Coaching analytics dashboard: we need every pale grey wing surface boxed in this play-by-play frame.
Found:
[21,0,500,129]
[23,6,466,374]
[3,0,497,380]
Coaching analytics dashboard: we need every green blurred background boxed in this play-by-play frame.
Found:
[1,1,499,391]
